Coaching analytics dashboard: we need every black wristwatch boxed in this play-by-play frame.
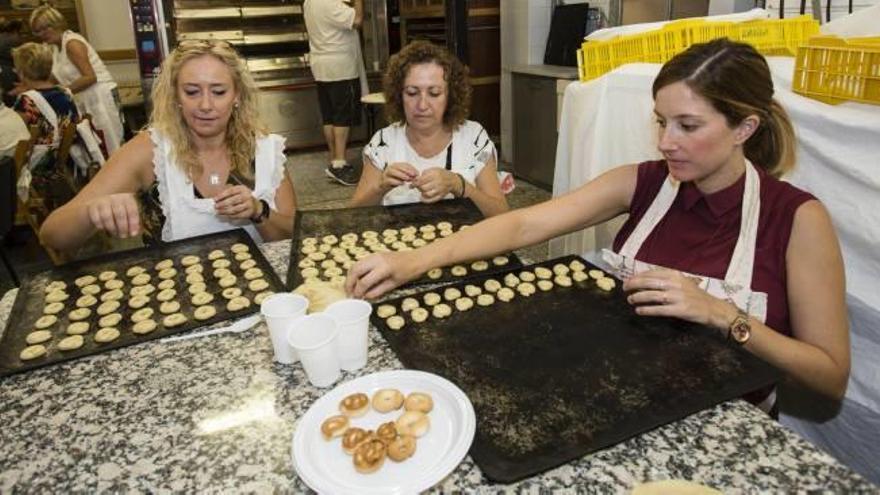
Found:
[251,199,270,224]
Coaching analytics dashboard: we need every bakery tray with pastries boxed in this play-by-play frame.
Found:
[0,229,285,378]
[287,198,522,290]
[370,255,781,483]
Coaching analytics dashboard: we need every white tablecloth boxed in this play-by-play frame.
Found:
[552,57,880,483]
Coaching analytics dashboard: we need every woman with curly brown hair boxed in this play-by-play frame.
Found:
[350,40,509,217]
[39,40,296,251]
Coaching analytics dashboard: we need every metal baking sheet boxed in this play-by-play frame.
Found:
[287,199,522,290]
[371,255,781,483]
[0,229,285,378]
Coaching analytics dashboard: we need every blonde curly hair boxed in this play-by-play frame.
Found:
[149,40,266,181]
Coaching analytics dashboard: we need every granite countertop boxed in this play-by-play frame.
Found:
[0,240,874,493]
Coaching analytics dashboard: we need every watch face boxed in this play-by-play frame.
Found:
[731,317,751,344]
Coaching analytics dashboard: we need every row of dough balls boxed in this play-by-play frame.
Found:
[376,260,617,330]
[300,221,462,250]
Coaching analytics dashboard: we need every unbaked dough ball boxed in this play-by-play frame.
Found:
[20,344,47,360]
[99,313,122,328]
[569,259,586,272]
[464,284,482,297]
[410,307,429,323]
[128,295,150,309]
[158,268,177,280]
[160,301,181,314]
[94,327,120,343]
[67,322,90,335]
[222,287,242,300]
[68,308,91,321]
[181,255,200,267]
[81,284,101,296]
[517,282,536,297]
[476,294,495,306]
[244,268,264,280]
[185,264,204,275]
[104,279,124,291]
[100,289,123,302]
[240,259,257,271]
[596,277,616,292]
[535,267,553,280]
[227,296,251,312]
[44,302,64,315]
[455,297,474,312]
[230,242,250,253]
[483,279,501,293]
[45,290,68,303]
[519,271,536,282]
[194,305,217,321]
[157,279,175,291]
[131,307,155,323]
[432,303,452,319]
[219,275,238,288]
[192,292,214,306]
[99,271,118,282]
[589,269,605,280]
[26,330,52,345]
[154,259,173,271]
[126,266,146,277]
[572,270,589,282]
[436,221,452,231]
[443,287,461,301]
[76,294,98,308]
[497,287,515,302]
[471,260,489,272]
[35,314,58,329]
[235,251,253,262]
[411,238,427,248]
[131,273,151,286]
[553,263,570,276]
[401,297,419,312]
[157,288,177,302]
[377,304,396,318]
[97,300,120,316]
[386,315,405,331]
[554,275,573,287]
[163,313,187,328]
[186,272,205,285]
[57,335,84,351]
[423,292,441,306]
[450,265,467,277]
[492,256,509,266]
[130,284,155,297]
[133,319,158,335]
[537,280,554,291]
[248,279,269,292]
[253,291,274,305]
[504,273,520,288]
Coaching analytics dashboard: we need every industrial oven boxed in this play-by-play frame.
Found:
[128,0,389,149]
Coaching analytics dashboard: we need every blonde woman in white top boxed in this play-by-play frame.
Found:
[40,40,296,251]
[29,5,124,153]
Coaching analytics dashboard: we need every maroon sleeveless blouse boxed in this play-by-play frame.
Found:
[613,160,816,337]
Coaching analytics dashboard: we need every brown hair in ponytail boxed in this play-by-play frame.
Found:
[652,38,796,178]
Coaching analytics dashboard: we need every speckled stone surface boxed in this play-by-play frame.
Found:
[0,240,874,493]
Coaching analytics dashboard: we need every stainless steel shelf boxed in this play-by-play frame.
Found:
[243,32,308,45]
[174,8,240,19]
[241,6,302,18]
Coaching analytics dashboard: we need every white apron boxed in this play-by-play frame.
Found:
[601,160,776,411]
[52,31,124,153]
[151,130,287,243]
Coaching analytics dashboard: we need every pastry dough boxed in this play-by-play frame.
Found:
[572,270,589,282]
[226,296,250,312]
[97,296,121,316]
[191,292,214,306]
[159,301,181,314]
[154,259,174,271]
[436,221,452,230]
[537,280,554,291]
[81,284,101,296]
[222,287,242,300]
[432,303,452,319]
[535,267,553,280]
[504,273,520,288]
[297,258,315,269]
[20,344,47,360]
[323,267,343,278]
[188,271,208,283]
[421,231,437,241]
[401,297,419,312]
[128,295,150,309]
[589,269,605,280]
[181,255,200,267]
[471,260,489,271]
[104,279,124,291]
[443,287,461,301]
[450,265,467,277]
[75,275,96,287]
[553,263,570,276]
[419,224,436,233]
[162,313,187,327]
[570,259,586,272]
[386,315,405,330]
[98,270,118,282]
[26,330,52,345]
[188,282,207,295]
[213,268,233,279]
[321,234,338,245]
[231,242,250,253]
[126,266,146,277]
[131,307,154,323]
[423,292,441,306]
[130,284,155,297]
[301,236,319,245]
[395,411,430,437]
[94,327,120,343]
[100,289,124,302]
[517,282,536,297]
[99,313,122,328]
[411,238,427,248]
[426,268,442,280]
[35,314,58,329]
[45,290,69,303]
[496,287,515,302]
[46,280,66,292]
[404,392,434,413]
[492,256,509,266]
[44,302,65,315]
[218,275,238,288]
[411,307,429,323]
[248,279,269,292]
[554,275,573,287]
[483,279,501,293]
[239,259,257,270]
[234,252,252,262]
[253,291,274,305]
[243,268,263,280]
[519,271,536,282]
[208,249,226,260]
[157,279,175,290]
[212,258,231,269]
[57,335,84,351]
[194,305,217,321]
[158,268,177,280]
[66,322,89,335]
[476,294,495,306]
[300,267,319,279]
[455,297,474,311]
[376,304,396,318]
[131,273,151,286]
[184,264,203,275]
[132,319,158,334]
[464,284,482,297]
[596,277,616,292]
[156,288,177,302]
[68,308,91,321]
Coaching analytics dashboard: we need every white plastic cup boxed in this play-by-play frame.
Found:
[261,293,309,364]
[323,299,372,371]
[287,314,340,387]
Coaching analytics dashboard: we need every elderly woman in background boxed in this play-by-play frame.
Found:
[350,40,508,218]
[29,5,124,153]
[40,40,296,251]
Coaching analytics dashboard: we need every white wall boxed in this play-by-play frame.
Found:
[78,0,138,85]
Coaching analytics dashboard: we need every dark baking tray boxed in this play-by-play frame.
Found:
[372,255,781,483]
[287,199,521,289]
[0,229,284,378]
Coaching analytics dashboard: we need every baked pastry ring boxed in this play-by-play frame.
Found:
[375,421,398,443]
[353,439,387,474]
[320,415,350,440]
[339,392,370,417]
[341,427,371,455]
[404,392,434,413]
[372,388,404,413]
[395,411,430,437]
[387,434,417,462]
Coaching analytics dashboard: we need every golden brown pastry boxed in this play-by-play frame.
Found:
[404,392,434,413]
[341,427,371,455]
[395,411,430,437]
[375,421,398,443]
[371,388,404,413]
[387,434,417,462]
[320,415,350,440]
[339,392,370,417]
[352,439,387,474]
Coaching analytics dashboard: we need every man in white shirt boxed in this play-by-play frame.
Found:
[0,90,29,159]
[303,0,364,186]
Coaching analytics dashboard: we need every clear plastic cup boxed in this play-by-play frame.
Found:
[261,293,309,364]
[323,299,372,371]
[287,314,340,387]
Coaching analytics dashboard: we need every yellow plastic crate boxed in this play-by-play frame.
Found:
[792,36,880,105]
[578,15,819,82]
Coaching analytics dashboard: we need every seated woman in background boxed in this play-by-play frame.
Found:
[28,5,124,153]
[40,40,296,251]
[347,39,850,408]
[350,40,508,218]
[12,42,79,146]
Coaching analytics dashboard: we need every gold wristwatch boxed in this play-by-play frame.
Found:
[728,309,752,345]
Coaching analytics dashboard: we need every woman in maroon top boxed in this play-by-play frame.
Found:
[346,39,850,403]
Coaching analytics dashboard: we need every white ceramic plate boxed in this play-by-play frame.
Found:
[292,370,475,495]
